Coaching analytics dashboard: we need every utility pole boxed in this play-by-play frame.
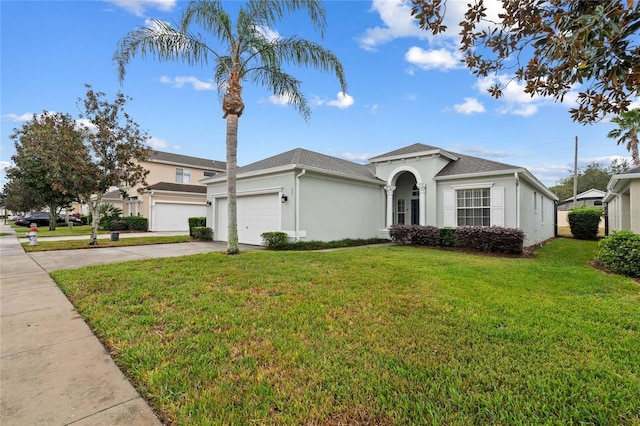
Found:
[573,136,578,208]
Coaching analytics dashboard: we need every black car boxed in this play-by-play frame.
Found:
[15,212,82,227]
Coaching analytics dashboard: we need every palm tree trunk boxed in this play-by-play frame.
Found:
[226,114,240,255]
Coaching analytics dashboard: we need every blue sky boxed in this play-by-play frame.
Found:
[1,0,637,188]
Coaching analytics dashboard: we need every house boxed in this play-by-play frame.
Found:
[556,188,606,232]
[603,166,640,234]
[121,150,226,231]
[556,188,605,211]
[203,143,558,247]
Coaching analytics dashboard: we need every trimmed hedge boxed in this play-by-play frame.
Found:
[455,226,524,254]
[389,224,525,254]
[188,217,207,237]
[109,216,148,232]
[261,231,289,249]
[567,206,603,240]
[596,231,640,278]
[192,226,212,240]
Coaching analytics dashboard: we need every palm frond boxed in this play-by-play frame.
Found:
[248,67,311,121]
[114,19,217,82]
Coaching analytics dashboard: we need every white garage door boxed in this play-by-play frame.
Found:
[216,194,280,245]
[154,203,207,232]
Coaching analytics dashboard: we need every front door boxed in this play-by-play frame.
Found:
[411,199,419,225]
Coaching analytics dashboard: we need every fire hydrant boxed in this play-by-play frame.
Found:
[27,223,38,246]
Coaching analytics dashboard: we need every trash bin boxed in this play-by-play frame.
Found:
[110,232,119,241]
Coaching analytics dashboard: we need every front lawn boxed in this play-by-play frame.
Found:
[11,222,109,237]
[52,239,640,425]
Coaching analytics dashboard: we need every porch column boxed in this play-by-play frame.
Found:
[384,185,396,228]
[418,183,427,226]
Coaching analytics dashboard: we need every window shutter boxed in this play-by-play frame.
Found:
[443,190,455,227]
[491,187,504,226]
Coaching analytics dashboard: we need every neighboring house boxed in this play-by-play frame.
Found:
[556,188,606,232]
[203,143,558,247]
[556,188,605,211]
[603,166,640,234]
[121,150,225,231]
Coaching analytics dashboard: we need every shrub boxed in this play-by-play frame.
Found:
[411,225,440,246]
[389,224,414,245]
[192,226,212,240]
[455,226,524,254]
[98,203,123,230]
[596,231,640,278]
[80,215,90,225]
[567,206,603,240]
[109,220,129,231]
[122,216,148,231]
[188,217,206,237]
[261,231,289,249]
[439,228,456,247]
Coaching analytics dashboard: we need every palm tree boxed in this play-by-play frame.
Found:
[114,0,347,254]
[607,108,640,166]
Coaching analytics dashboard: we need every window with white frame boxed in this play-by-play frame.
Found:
[456,188,490,226]
[396,199,406,224]
[176,168,191,183]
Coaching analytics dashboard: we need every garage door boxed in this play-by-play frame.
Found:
[216,194,280,245]
[154,203,207,232]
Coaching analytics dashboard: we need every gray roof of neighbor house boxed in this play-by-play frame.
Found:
[148,150,226,171]
[626,166,640,174]
[238,148,380,181]
[102,189,122,201]
[144,182,207,194]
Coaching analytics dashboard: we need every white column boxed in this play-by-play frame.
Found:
[385,185,396,228]
[418,183,427,226]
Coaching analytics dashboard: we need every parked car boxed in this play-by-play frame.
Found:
[15,212,82,227]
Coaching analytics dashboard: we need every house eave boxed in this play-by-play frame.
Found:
[146,158,225,172]
[369,149,459,164]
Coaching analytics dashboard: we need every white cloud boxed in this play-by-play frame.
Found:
[405,46,462,71]
[255,26,280,42]
[452,97,485,115]
[75,118,98,133]
[159,76,215,91]
[107,0,177,17]
[0,161,12,172]
[147,136,180,150]
[357,0,425,51]
[326,92,355,109]
[269,94,294,106]
[2,113,33,122]
[341,152,379,163]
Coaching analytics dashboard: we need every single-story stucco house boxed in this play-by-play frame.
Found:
[203,143,558,247]
[603,166,640,234]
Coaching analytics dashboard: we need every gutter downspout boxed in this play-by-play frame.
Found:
[514,172,520,229]
[295,169,306,241]
[148,190,154,231]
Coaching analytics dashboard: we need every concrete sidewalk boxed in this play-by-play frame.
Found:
[0,225,261,425]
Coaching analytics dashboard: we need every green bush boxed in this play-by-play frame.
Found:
[189,217,207,237]
[454,226,525,254]
[192,226,212,240]
[109,220,130,231]
[567,206,603,240]
[596,231,640,278]
[80,215,90,225]
[122,216,148,231]
[439,228,456,247]
[261,231,289,249]
[98,203,123,230]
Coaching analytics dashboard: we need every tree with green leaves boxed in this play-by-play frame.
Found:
[76,85,150,245]
[6,111,89,230]
[410,0,640,124]
[114,0,347,254]
[607,108,640,166]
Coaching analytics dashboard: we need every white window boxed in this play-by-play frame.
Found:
[396,199,406,224]
[411,184,419,197]
[456,188,490,226]
[176,168,191,183]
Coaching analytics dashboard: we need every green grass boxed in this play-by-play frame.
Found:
[11,223,108,237]
[52,239,640,425]
[23,235,193,252]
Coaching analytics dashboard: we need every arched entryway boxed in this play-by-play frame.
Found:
[384,167,426,228]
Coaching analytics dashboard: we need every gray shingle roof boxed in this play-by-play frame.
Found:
[626,166,640,174]
[369,143,443,160]
[148,150,226,171]
[145,182,207,194]
[436,152,520,177]
[238,148,380,180]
